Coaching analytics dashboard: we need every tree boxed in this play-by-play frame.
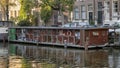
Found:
[40,0,75,25]
[40,5,52,26]
[18,0,34,21]
[17,20,32,26]
[31,0,41,26]
[18,0,41,26]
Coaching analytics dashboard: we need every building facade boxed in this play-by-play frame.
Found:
[104,0,120,25]
[9,0,20,23]
[73,0,120,26]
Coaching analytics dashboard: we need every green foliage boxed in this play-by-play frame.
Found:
[90,21,95,25]
[41,0,74,11]
[18,0,40,26]
[40,0,53,24]
[40,5,52,24]
[31,13,40,26]
[19,0,34,20]
[40,0,75,24]
[41,63,56,68]
[9,0,75,26]
[17,20,32,26]
[21,58,32,68]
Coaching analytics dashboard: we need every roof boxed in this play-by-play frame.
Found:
[9,26,109,30]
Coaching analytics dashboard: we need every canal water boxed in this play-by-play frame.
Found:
[0,43,120,68]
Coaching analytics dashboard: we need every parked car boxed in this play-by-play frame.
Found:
[61,23,72,27]
[112,21,120,27]
[62,22,89,27]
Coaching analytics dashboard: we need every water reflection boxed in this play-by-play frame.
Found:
[9,44,120,68]
[108,48,120,68]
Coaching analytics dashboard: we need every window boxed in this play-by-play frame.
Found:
[10,11,13,17]
[14,11,17,17]
[88,4,93,11]
[102,31,106,36]
[74,7,80,20]
[106,2,110,12]
[114,1,118,12]
[107,2,109,8]
[98,2,103,11]
[92,32,99,36]
[81,5,86,19]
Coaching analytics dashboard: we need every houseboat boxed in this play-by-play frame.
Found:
[0,27,8,41]
[8,27,109,49]
[0,21,13,41]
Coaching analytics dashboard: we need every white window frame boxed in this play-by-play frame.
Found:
[81,5,86,19]
[74,7,80,20]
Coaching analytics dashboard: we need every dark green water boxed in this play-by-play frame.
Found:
[1,43,120,68]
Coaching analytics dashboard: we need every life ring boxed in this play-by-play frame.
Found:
[67,31,71,36]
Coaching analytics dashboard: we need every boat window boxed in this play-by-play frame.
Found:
[92,32,99,36]
[34,30,39,37]
[47,30,52,35]
[102,31,106,36]
[75,32,80,39]
[59,30,63,35]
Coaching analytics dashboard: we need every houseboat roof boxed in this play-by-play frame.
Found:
[9,26,109,30]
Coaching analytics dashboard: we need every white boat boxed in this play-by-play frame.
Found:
[0,27,8,41]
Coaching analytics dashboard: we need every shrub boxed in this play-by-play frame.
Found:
[17,20,32,26]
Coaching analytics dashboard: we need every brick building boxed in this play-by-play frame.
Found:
[73,0,120,26]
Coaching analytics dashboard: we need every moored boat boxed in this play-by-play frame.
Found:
[8,27,109,49]
[0,27,8,41]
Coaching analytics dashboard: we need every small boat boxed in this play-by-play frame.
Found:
[0,27,8,41]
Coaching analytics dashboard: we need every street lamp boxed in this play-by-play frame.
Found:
[95,16,97,25]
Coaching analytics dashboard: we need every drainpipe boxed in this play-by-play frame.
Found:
[118,0,120,20]
[110,0,112,20]
[102,0,104,25]
[93,0,97,25]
